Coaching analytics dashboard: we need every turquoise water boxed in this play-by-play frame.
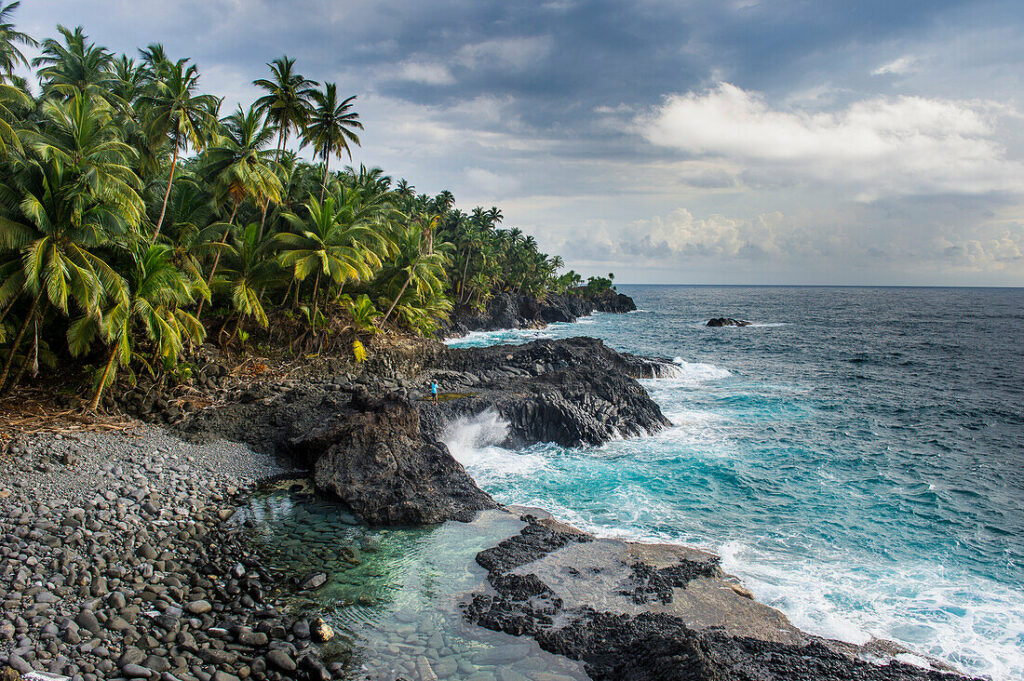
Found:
[446,285,1024,680]
[238,490,589,680]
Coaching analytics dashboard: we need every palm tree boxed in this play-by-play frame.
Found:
[278,192,389,330]
[301,82,362,200]
[83,242,205,411]
[138,43,172,80]
[214,223,278,330]
[0,1,36,83]
[0,93,142,391]
[197,105,281,313]
[0,80,30,157]
[253,55,317,162]
[138,59,218,242]
[32,25,115,100]
[378,218,451,328]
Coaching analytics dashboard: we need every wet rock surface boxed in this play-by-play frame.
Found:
[290,392,499,525]
[465,515,977,681]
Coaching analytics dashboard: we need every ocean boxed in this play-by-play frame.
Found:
[445,285,1024,680]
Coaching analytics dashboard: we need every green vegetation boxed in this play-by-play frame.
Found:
[0,4,617,408]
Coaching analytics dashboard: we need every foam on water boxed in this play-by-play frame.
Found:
[442,410,548,485]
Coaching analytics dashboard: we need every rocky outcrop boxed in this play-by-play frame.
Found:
[179,337,671,524]
[420,338,673,447]
[445,290,637,337]
[289,390,499,525]
[466,515,975,681]
[707,317,751,327]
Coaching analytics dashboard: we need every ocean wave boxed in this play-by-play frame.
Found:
[719,540,1024,680]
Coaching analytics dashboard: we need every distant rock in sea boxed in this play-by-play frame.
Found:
[707,317,751,327]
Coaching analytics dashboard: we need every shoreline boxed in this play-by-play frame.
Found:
[1,319,981,681]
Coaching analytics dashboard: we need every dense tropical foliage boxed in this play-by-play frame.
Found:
[0,5,617,408]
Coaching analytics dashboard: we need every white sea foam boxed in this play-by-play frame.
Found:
[643,358,733,385]
[441,410,548,485]
[718,540,1024,680]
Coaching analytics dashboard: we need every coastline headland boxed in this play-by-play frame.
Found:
[0,295,977,681]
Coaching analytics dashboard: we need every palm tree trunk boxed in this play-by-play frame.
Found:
[459,246,472,304]
[280,278,293,306]
[310,270,321,335]
[380,271,413,327]
[0,289,42,392]
[9,301,46,391]
[258,196,270,241]
[196,202,239,319]
[319,156,330,202]
[152,145,180,244]
[0,291,19,326]
[89,341,120,411]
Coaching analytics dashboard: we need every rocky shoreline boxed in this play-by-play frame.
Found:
[442,290,636,338]
[1,323,980,681]
[0,427,346,681]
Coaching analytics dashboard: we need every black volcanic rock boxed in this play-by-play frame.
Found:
[290,393,499,525]
[445,290,637,337]
[420,337,673,447]
[707,317,751,327]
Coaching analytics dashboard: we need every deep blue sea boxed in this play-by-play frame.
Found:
[446,285,1024,680]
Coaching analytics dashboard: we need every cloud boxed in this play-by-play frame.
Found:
[872,55,916,75]
[389,61,456,85]
[454,36,554,73]
[638,82,1024,198]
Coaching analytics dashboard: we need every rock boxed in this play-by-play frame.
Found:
[122,663,153,678]
[264,650,296,672]
[291,619,310,639]
[75,610,101,636]
[118,647,146,667]
[7,654,32,675]
[706,317,750,327]
[297,573,327,591]
[310,617,334,643]
[185,600,211,615]
[292,394,501,525]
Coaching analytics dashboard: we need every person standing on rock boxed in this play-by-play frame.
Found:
[431,381,439,404]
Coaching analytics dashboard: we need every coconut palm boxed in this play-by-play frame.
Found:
[32,25,115,100]
[138,58,218,242]
[0,93,142,391]
[0,80,30,156]
[378,218,451,329]
[253,55,317,162]
[301,82,362,200]
[0,1,35,83]
[197,105,281,313]
[214,222,278,330]
[278,191,389,330]
[82,242,205,411]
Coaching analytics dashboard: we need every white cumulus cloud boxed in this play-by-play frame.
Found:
[638,82,1024,198]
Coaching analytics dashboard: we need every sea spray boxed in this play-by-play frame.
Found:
[441,410,549,485]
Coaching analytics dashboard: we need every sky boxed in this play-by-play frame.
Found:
[16,0,1024,285]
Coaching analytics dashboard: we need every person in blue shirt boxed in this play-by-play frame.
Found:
[430,381,438,405]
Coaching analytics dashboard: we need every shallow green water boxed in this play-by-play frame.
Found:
[236,489,589,681]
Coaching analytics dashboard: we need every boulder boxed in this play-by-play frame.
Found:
[290,392,500,525]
